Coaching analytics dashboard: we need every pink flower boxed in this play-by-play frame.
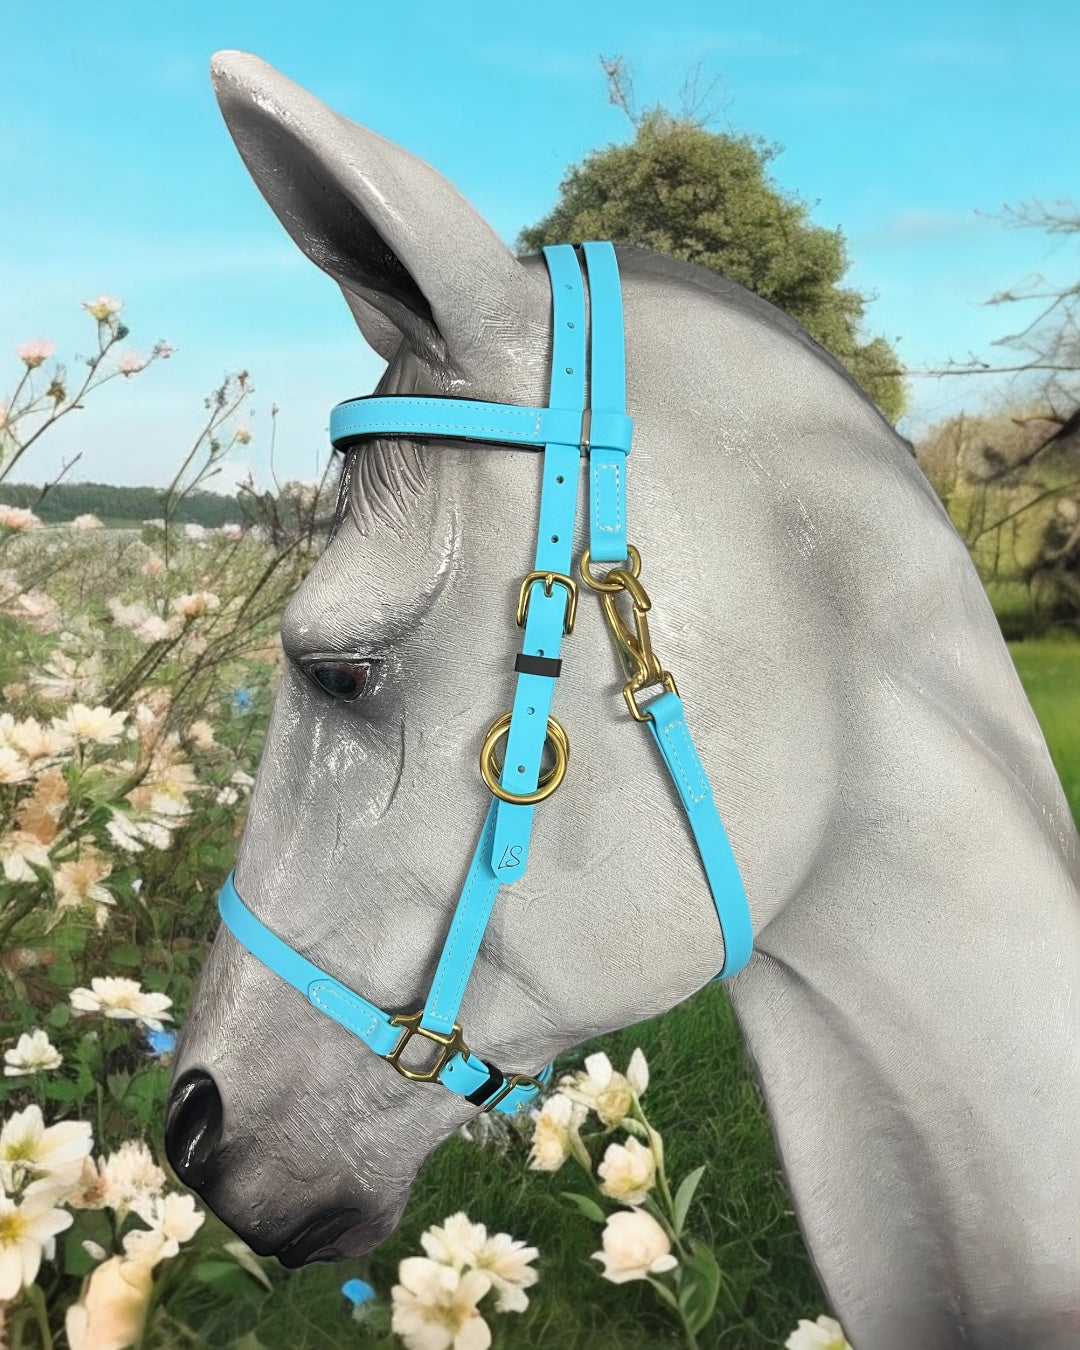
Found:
[234,426,252,445]
[16,340,55,369]
[0,506,42,532]
[116,352,148,378]
[152,341,175,360]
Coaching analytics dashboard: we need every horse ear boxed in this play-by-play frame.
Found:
[210,50,536,371]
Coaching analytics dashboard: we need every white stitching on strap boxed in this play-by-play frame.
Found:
[309,983,380,1039]
[592,459,623,531]
[661,717,709,803]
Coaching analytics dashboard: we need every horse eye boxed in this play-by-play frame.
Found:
[305,660,373,701]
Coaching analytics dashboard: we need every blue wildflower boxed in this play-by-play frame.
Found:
[342,1278,375,1308]
[230,688,254,716]
[146,1028,177,1057]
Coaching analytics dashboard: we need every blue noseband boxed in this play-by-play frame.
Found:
[217,242,753,1115]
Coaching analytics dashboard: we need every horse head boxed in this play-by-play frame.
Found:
[167,52,1080,1349]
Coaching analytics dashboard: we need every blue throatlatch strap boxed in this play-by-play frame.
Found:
[217,241,754,1119]
[643,691,754,979]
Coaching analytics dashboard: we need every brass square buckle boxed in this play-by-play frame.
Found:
[516,571,578,635]
[386,1010,469,1083]
[480,1072,547,1113]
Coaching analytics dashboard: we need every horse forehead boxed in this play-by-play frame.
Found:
[282,490,459,649]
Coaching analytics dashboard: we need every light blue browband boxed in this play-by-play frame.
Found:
[218,243,753,1116]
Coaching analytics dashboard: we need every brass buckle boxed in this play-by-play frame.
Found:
[479,712,570,804]
[386,1010,469,1083]
[516,571,578,635]
[481,1072,548,1113]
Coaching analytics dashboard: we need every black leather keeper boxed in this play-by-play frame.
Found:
[465,1061,506,1106]
[515,652,562,678]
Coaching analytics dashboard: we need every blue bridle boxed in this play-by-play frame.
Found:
[217,242,753,1115]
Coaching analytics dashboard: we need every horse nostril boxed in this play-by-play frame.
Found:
[166,1071,224,1188]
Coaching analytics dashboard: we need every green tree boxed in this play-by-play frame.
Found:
[518,95,906,421]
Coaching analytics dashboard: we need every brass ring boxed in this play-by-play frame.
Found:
[579,544,641,593]
[480,713,569,805]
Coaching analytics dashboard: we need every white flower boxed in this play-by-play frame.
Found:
[65,1250,155,1350]
[109,599,152,629]
[391,1256,493,1350]
[97,1141,166,1215]
[0,1184,74,1300]
[526,1093,587,1172]
[54,856,114,923]
[183,523,206,540]
[129,1191,204,1259]
[0,1105,93,1194]
[597,1136,657,1206]
[4,1030,63,1077]
[591,1209,678,1285]
[0,745,31,784]
[171,591,220,619]
[105,812,146,854]
[134,614,175,642]
[420,1211,488,1270]
[70,514,104,530]
[31,650,105,704]
[185,720,215,750]
[116,351,148,377]
[785,1314,853,1350]
[215,787,239,807]
[558,1047,648,1127]
[0,833,53,883]
[0,505,42,531]
[82,295,123,323]
[15,340,54,369]
[466,1229,539,1314]
[219,522,244,540]
[70,978,173,1032]
[54,703,128,745]
[5,716,74,761]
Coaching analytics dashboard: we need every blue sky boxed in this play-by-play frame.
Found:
[2,0,1077,489]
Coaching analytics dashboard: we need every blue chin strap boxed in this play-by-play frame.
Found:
[217,242,753,1115]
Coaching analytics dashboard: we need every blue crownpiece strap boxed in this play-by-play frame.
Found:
[582,242,632,563]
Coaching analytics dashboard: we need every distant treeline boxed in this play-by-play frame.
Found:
[0,482,246,526]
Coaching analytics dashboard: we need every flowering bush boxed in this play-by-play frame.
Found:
[516,1046,853,1350]
[0,300,331,1346]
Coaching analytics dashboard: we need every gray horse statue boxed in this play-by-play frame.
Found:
[167,51,1080,1350]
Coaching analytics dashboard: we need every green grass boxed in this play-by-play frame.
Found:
[1008,636,1080,824]
[165,639,1080,1350]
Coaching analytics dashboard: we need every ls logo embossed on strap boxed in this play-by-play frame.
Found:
[216,242,753,1117]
